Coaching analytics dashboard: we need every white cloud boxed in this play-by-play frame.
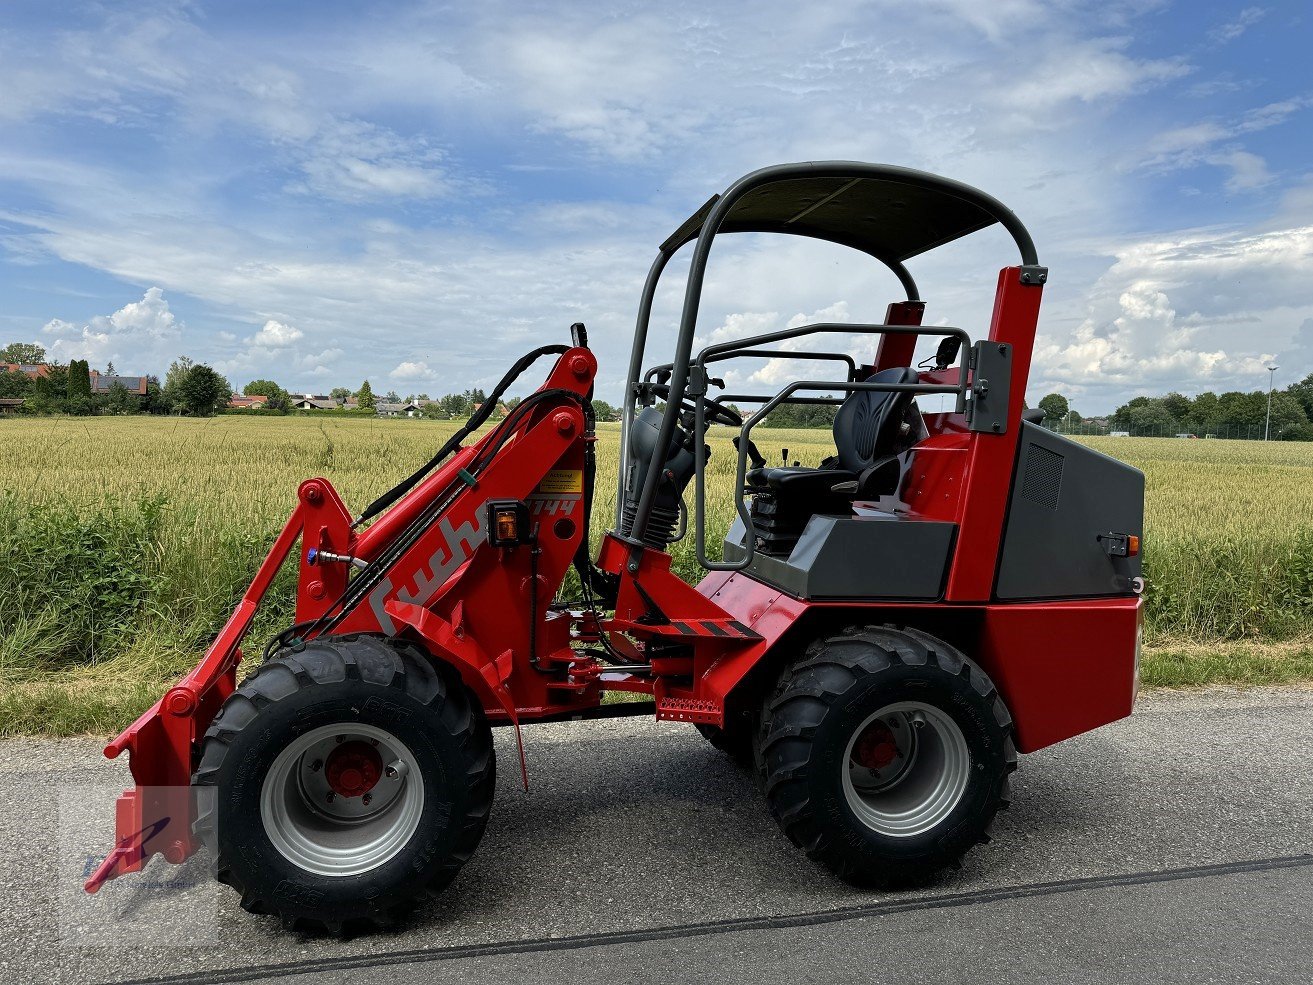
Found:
[250,319,303,348]
[1032,223,1312,405]
[390,360,434,381]
[1208,7,1267,45]
[39,287,179,368]
[996,38,1187,112]
[1137,98,1311,190]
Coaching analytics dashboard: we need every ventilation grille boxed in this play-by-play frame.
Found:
[1021,443,1064,510]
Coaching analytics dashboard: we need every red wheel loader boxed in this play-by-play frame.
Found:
[85,162,1146,931]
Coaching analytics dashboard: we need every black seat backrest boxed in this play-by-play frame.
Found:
[832,366,921,472]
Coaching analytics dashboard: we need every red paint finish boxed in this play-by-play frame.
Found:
[976,596,1142,752]
[87,263,1143,895]
[945,268,1043,601]
[853,720,899,769]
[695,576,1142,756]
[869,301,926,374]
[325,742,384,798]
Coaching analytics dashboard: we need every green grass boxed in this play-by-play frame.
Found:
[0,415,1310,737]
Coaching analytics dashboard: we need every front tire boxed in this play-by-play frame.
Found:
[193,635,494,932]
[758,625,1015,886]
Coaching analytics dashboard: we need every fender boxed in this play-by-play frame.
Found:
[383,599,529,788]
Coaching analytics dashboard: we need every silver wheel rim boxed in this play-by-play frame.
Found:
[841,701,971,837]
[259,723,424,877]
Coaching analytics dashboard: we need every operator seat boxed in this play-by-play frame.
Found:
[747,366,923,501]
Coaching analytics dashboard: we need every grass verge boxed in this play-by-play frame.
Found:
[1140,637,1313,689]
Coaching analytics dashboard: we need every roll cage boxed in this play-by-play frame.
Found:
[616,161,1046,564]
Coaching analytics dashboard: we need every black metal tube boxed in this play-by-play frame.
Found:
[617,249,674,529]
[645,348,859,384]
[629,161,1038,546]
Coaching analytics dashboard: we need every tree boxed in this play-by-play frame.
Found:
[591,399,617,422]
[1289,373,1313,420]
[29,374,56,412]
[1187,391,1221,435]
[105,361,116,377]
[1266,391,1310,439]
[65,359,93,414]
[0,342,45,364]
[356,380,376,412]
[177,364,231,416]
[384,389,401,403]
[1217,391,1266,434]
[67,359,92,400]
[1161,392,1192,423]
[0,369,32,399]
[439,393,468,418]
[104,381,138,415]
[144,377,164,414]
[244,379,290,411]
[1037,393,1068,428]
[162,356,195,413]
[1125,400,1177,436]
[330,386,351,402]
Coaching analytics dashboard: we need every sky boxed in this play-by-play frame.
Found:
[0,0,1309,413]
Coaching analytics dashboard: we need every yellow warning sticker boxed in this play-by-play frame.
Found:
[538,469,584,494]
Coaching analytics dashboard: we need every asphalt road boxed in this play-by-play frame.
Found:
[2,686,1310,985]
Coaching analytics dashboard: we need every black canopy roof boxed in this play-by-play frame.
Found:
[660,163,1037,269]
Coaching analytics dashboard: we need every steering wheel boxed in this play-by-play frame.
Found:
[646,382,742,427]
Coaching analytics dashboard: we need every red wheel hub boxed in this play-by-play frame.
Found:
[324,741,384,798]
[853,720,900,770]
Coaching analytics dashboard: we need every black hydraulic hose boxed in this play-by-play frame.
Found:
[264,387,588,659]
[313,388,589,637]
[355,344,570,527]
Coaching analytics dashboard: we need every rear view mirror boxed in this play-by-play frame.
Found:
[933,336,961,370]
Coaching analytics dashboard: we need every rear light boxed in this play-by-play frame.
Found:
[1127,535,1140,557]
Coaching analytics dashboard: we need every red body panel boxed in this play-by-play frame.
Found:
[695,570,1141,754]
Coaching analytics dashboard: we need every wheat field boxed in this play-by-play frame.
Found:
[1,415,1310,734]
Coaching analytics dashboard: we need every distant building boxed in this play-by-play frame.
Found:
[228,394,269,410]
[376,401,422,418]
[89,370,149,396]
[292,397,341,410]
[469,401,511,419]
[1,362,50,379]
[0,397,25,413]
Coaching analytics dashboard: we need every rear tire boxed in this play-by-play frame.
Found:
[758,625,1015,886]
[193,635,494,932]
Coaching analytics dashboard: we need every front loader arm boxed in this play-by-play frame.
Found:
[84,479,354,893]
[85,344,600,893]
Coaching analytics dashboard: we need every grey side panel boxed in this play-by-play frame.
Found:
[724,515,956,600]
[995,422,1145,599]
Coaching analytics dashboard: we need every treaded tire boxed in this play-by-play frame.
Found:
[192,635,494,932]
[695,710,756,766]
[758,625,1015,886]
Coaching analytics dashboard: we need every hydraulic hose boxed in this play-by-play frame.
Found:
[354,344,570,527]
